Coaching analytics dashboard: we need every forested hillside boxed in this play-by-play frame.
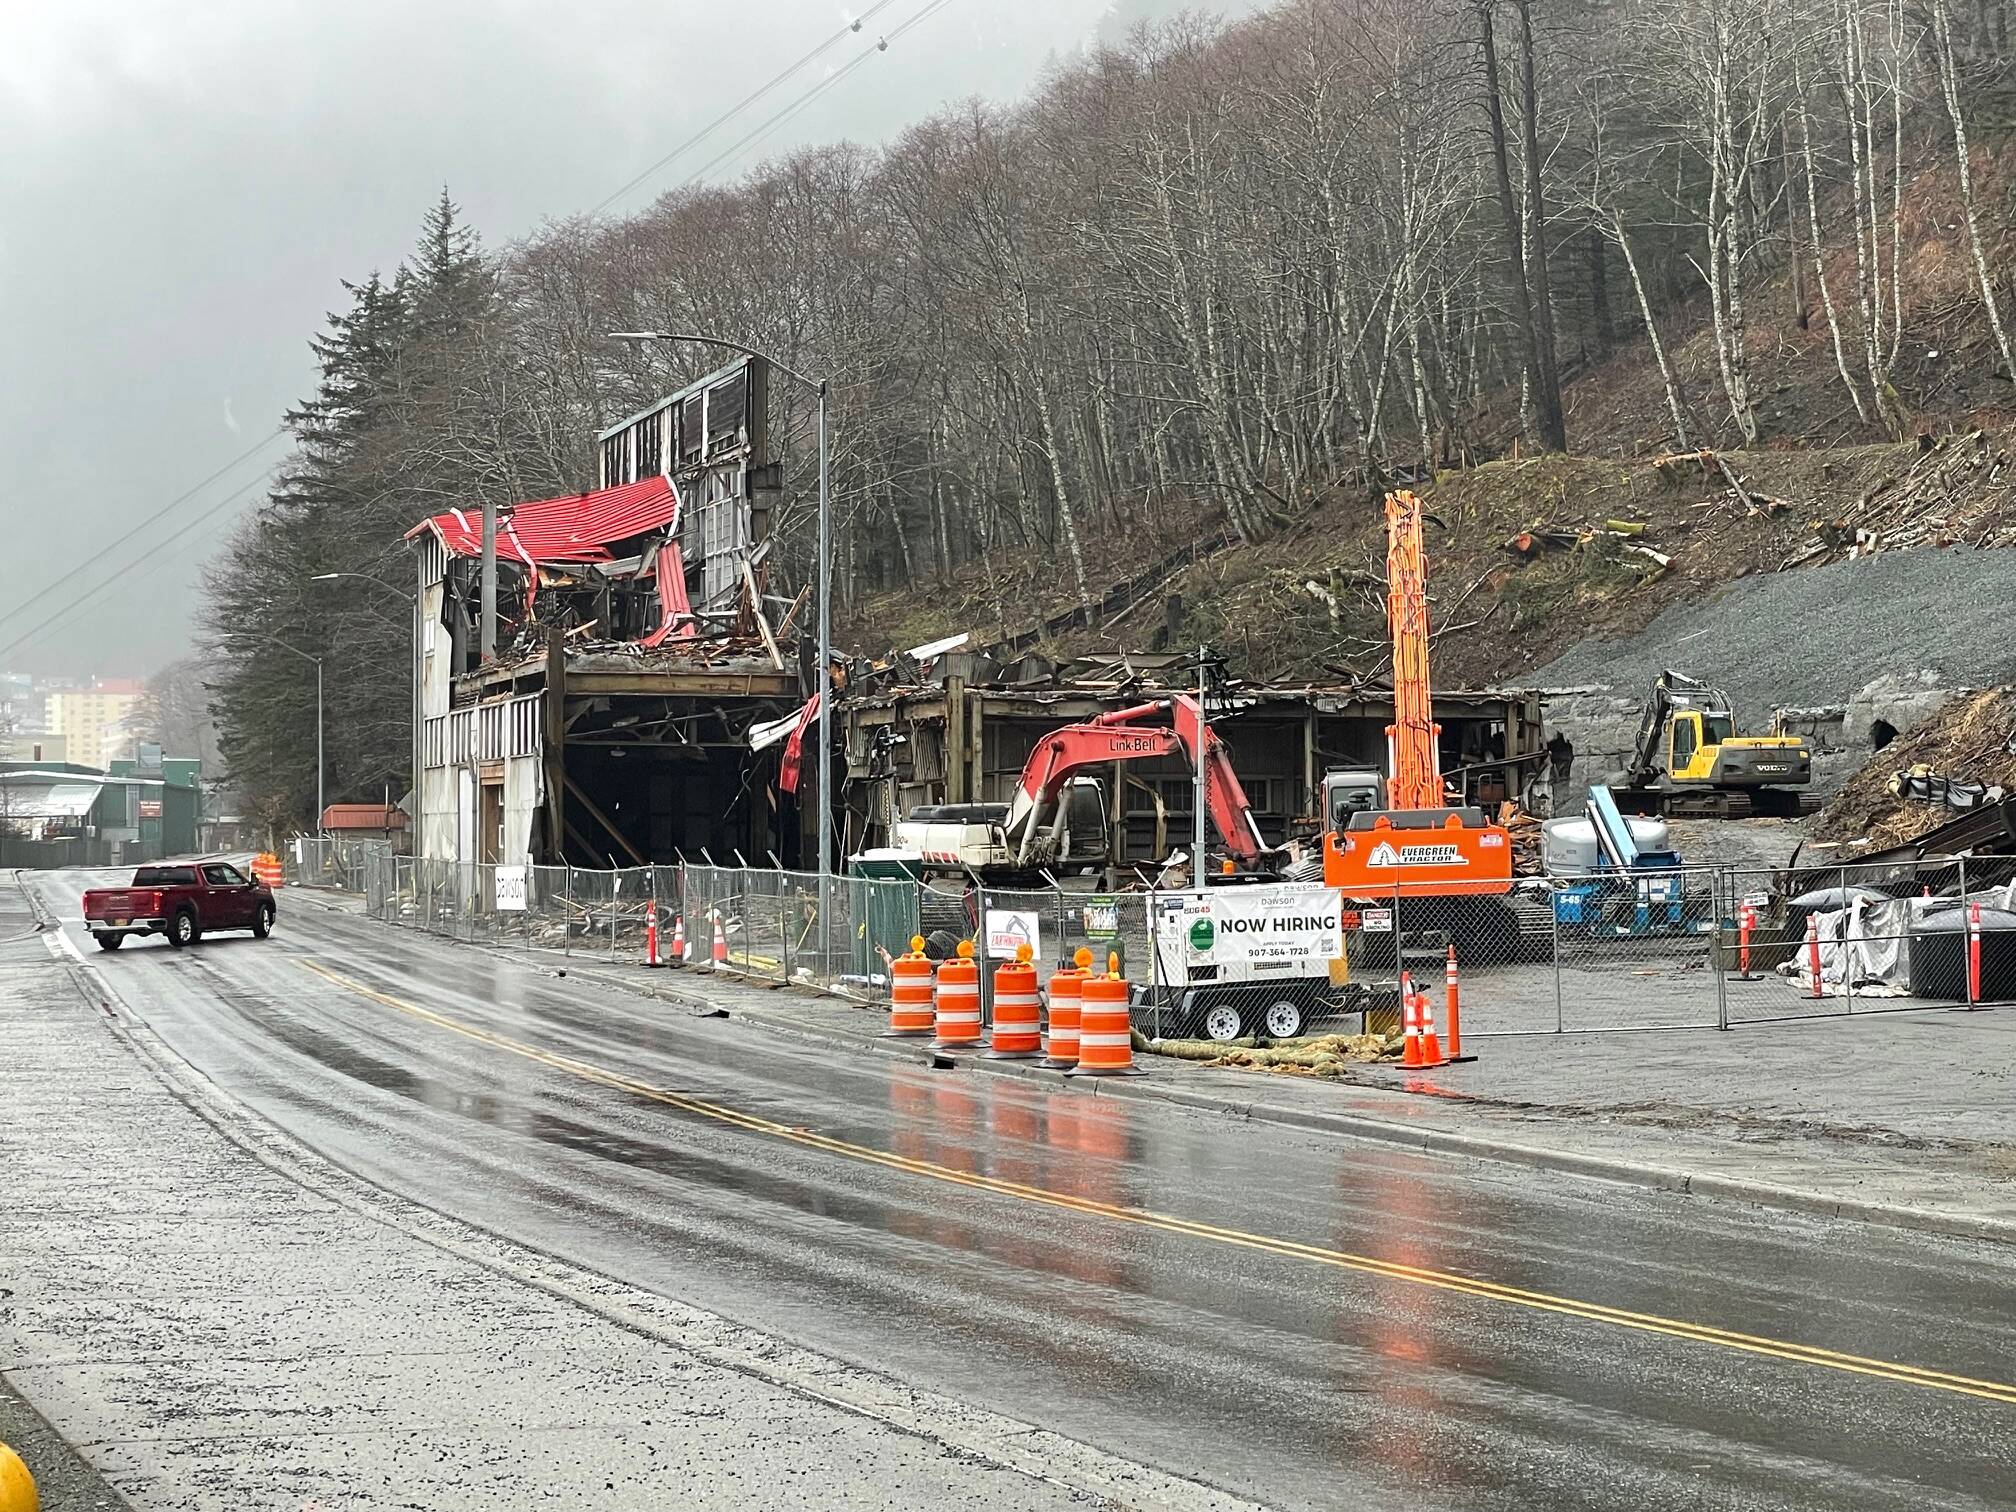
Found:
[199,0,2016,822]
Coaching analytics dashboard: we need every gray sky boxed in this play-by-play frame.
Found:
[0,0,1254,681]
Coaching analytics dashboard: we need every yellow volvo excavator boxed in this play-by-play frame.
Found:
[1618,671,1815,818]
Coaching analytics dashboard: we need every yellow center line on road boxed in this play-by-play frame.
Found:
[296,957,2016,1406]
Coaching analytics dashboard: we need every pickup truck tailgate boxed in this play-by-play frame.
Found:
[85,889,156,919]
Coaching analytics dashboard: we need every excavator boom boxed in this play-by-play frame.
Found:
[1006,695,1269,866]
[1324,490,1514,899]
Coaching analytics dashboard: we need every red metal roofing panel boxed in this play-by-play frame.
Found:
[406,476,680,563]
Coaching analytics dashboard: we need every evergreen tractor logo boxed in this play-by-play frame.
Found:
[1366,841,1467,867]
[1188,916,1216,953]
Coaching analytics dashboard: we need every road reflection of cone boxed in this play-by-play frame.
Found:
[1040,1097,1128,1290]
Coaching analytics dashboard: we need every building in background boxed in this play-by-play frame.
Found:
[0,730,68,764]
[0,750,199,868]
[46,678,145,770]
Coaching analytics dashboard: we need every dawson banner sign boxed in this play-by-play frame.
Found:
[1151,885,1346,985]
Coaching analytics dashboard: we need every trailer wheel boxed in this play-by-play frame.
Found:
[1261,999,1306,1039]
[1201,1003,1246,1043]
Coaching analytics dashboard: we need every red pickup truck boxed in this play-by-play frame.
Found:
[82,860,277,951]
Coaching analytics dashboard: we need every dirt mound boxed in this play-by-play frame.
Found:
[1812,688,2016,854]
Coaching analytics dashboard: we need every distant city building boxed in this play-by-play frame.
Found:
[0,731,68,764]
[46,679,145,771]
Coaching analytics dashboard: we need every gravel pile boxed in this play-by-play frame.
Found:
[1531,546,2016,713]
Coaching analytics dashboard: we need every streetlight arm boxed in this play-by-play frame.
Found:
[269,639,322,669]
[310,571,418,604]
[607,331,825,396]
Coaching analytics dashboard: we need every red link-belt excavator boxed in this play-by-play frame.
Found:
[893,693,1269,882]
[1324,490,1515,900]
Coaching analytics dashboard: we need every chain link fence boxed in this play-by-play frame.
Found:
[350,851,919,1001]
[333,850,2016,1033]
[284,835,397,891]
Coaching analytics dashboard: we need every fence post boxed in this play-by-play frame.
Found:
[1713,868,1729,1031]
[1549,877,1564,1034]
[1960,854,1976,1007]
[1147,890,1162,1040]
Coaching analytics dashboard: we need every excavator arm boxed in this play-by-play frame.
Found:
[1005,695,1270,866]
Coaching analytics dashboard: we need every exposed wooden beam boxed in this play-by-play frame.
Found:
[561,770,649,867]
[742,559,785,671]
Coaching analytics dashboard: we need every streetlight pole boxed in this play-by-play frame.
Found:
[1194,644,1208,883]
[273,640,324,829]
[608,330,834,972]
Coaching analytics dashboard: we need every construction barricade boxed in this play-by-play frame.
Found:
[1069,954,1143,1077]
[933,941,983,1048]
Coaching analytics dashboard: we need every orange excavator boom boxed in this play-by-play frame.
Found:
[1324,490,1513,899]
[1008,694,1269,866]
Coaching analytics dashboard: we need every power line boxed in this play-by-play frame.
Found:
[589,0,903,216]
[0,471,273,666]
[0,426,286,638]
[686,0,958,186]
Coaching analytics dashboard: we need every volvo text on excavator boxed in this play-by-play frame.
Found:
[1324,490,1515,900]
[1616,671,1814,818]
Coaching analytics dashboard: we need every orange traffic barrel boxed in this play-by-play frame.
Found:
[886,936,935,1038]
[933,940,982,1048]
[986,944,1043,1059]
[1068,952,1143,1077]
[1042,947,1093,1068]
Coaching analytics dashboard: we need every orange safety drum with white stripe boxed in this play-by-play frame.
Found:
[1042,960,1085,1068]
[1068,955,1143,1077]
[887,936,935,1038]
[986,945,1043,1060]
[933,941,982,1048]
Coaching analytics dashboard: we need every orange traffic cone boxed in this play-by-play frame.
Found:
[711,909,730,969]
[671,913,687,963]
[1399,972,1424,1067]
[645,900,661,967]
[1415,986,1447,1068]
[1443,944,1475,1063]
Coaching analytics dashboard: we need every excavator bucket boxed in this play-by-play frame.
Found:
[1323,807,1514,899]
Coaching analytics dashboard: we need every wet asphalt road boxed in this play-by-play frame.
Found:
[28,871,2016,1511]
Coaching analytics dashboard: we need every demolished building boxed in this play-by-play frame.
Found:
[408,354,1556,877]
[410,358,811,870]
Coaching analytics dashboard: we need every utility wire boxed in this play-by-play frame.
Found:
[686,0,958,185]
[0,426,285,637]
[589,0,903,216]
[0,471,273,665]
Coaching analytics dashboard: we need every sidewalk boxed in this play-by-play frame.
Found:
[539,943,2016,1245]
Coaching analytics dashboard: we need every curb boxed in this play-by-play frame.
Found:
[553,959,2016,1249]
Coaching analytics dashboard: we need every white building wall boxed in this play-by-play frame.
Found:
[502,752,541,867]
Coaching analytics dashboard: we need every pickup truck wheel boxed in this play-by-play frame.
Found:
[167,909,198,949]
[93,931,124,952]
[1261,999,1306,1040]
[252,903,274,939]
[1201,1003,1246,1043]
